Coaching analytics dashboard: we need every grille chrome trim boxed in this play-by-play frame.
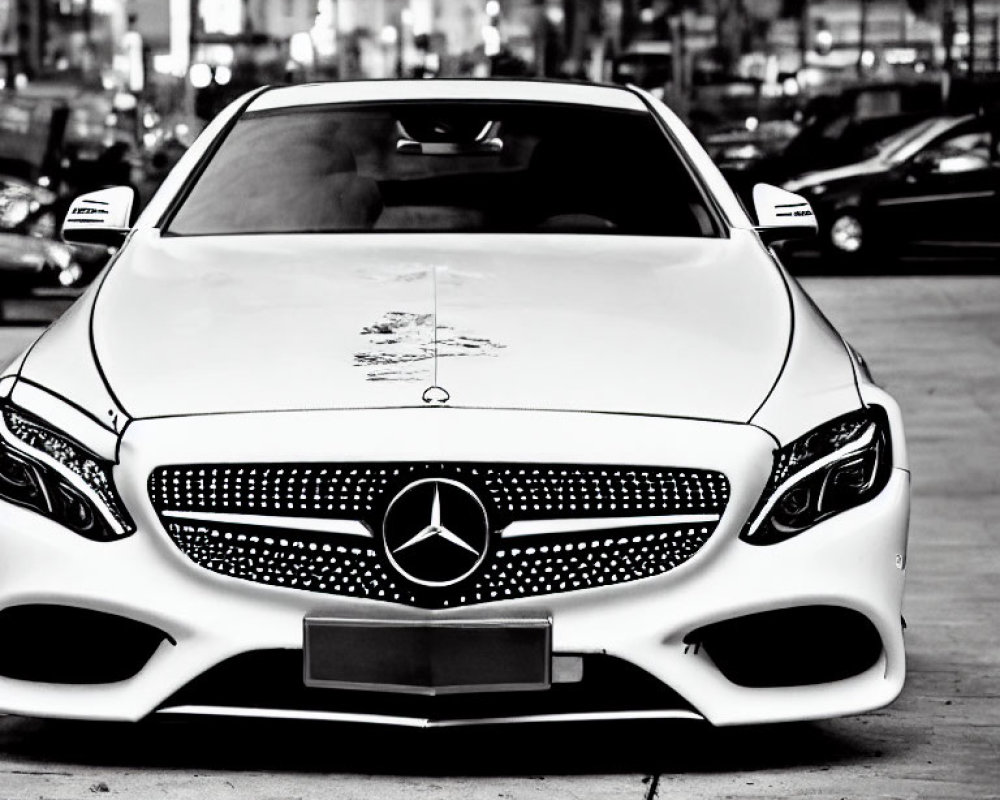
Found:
[501,513,722,539]
[161,509,372,538]
[157,704,705,727]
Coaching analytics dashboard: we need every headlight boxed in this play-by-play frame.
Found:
[57,262,84,287]
[742,407,891,545]
[0,403,134,541]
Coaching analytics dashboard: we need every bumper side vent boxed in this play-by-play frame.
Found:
[0,605,167,684]
[687,606,883,688]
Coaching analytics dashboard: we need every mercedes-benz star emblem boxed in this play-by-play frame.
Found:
[383,478,489,588]
[422,385,450,404]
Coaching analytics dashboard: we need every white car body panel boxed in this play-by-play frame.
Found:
[0,80,909,728]
[750,260,864,443]
[9,282,128,431]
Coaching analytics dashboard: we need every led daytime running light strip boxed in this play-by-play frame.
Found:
[744,422,878,540]
[0,406,132,536]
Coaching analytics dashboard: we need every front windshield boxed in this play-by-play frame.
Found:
[165,101,717,238]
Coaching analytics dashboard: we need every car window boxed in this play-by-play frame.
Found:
[165,101,718,238]
[936,131,990,155]
[921,128,991,173]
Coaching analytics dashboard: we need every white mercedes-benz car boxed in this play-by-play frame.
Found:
[0,80,909,728]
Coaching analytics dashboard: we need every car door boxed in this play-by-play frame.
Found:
[874,121,999,252]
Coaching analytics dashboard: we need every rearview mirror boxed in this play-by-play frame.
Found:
[61,186,135,248]
[753,183,817,245]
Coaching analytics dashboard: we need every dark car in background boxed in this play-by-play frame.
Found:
[722,82,949,202]
[0,90,126,295]
[721,77,1000,208]
[0,94,81,292]
[784,114,1000,262]
[769,82,944,178]
[0,173,82,292]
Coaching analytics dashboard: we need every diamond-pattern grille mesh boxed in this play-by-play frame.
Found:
[149,462,728,608]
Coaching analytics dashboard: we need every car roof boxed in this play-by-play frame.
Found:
[246,79,649,114]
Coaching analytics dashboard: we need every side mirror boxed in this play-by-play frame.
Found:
[61,186,135,248]
[752,183,818,245]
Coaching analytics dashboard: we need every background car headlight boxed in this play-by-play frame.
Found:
[741,407,892,545]
[0,403,134,541]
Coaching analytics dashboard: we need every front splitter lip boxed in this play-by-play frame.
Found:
[155,705,706,728]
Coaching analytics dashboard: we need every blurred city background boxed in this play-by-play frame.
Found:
[2,0,1000,297]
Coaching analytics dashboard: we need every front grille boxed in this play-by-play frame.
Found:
[149,462,729,608]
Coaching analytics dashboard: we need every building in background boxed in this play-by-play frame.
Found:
[3,2,1000,120]
[0,0,129,85]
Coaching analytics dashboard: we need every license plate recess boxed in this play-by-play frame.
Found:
[303,617,552,695]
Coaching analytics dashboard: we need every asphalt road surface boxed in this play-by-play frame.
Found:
[0,275,997,800]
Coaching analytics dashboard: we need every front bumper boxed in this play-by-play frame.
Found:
[0,407,909,726]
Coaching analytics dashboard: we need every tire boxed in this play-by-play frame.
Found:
[825,209,868,266]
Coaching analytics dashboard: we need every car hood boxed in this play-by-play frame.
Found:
[90,230,792,421]
[783,158,888,192]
